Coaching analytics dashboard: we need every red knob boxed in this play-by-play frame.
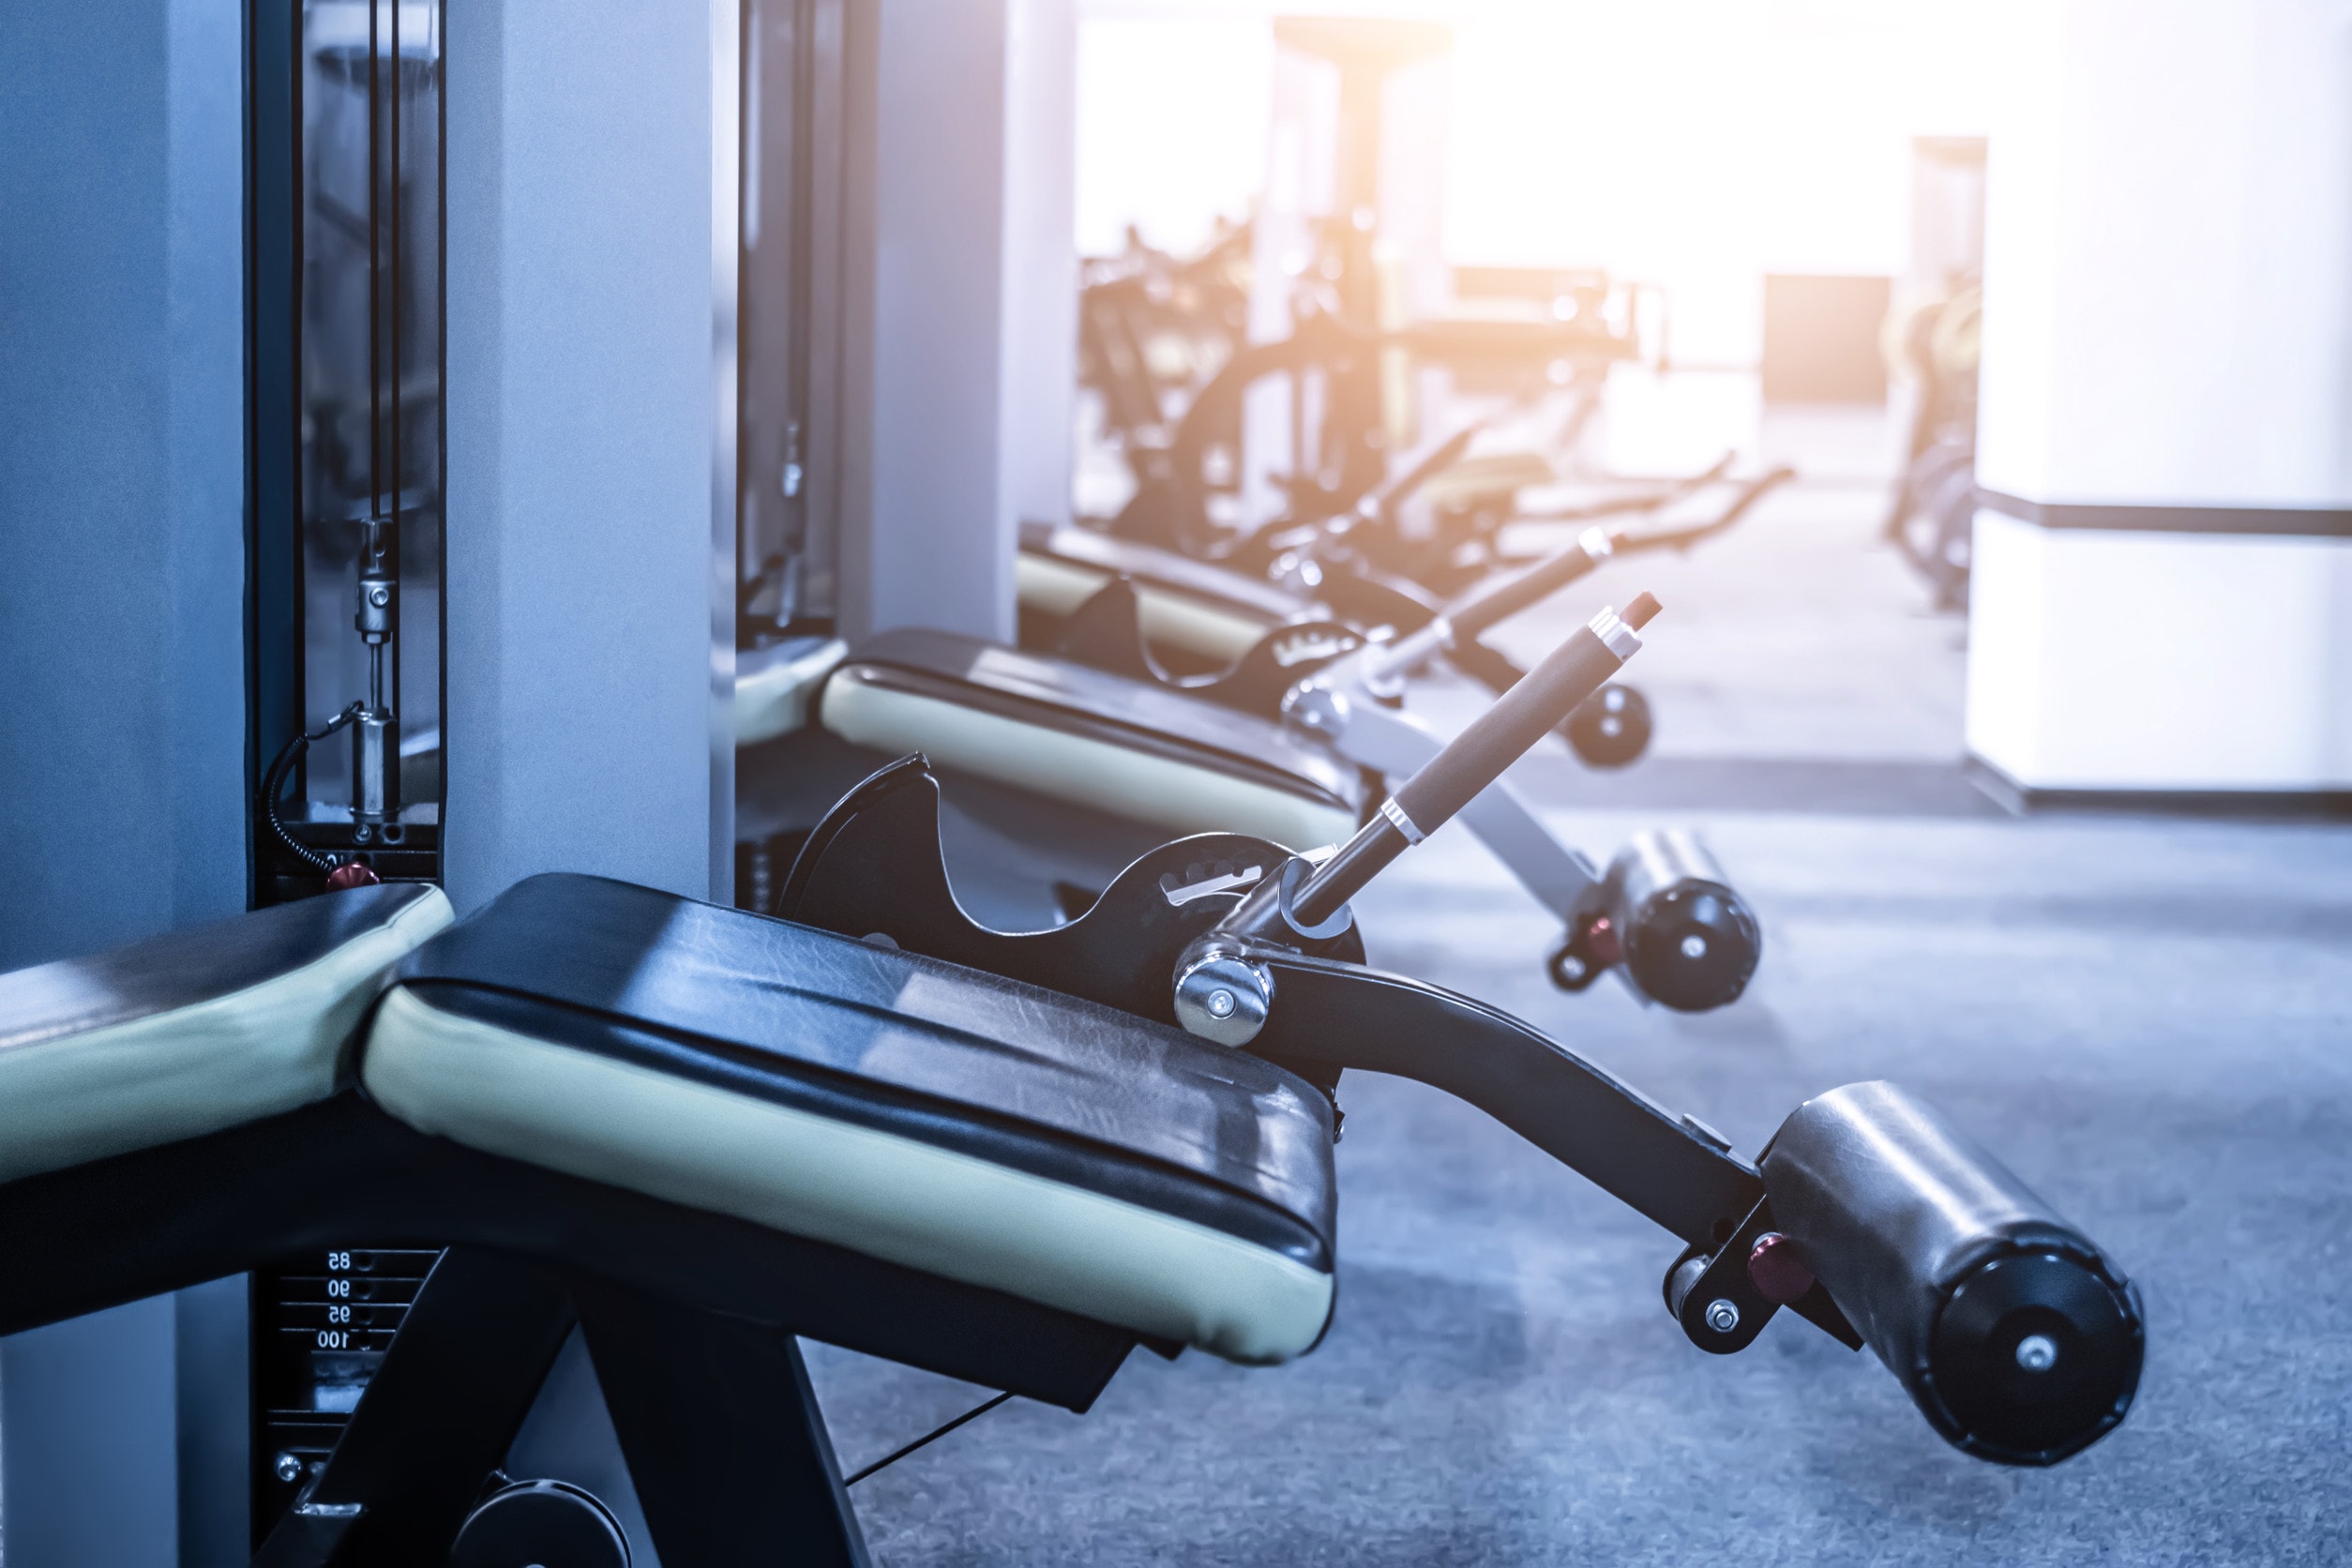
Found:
[1747,1231,1815,1304]
[1582,914,1623,966]
[324,863,382,891]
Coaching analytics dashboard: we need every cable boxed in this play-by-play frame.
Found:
[260,702,365,874]
[844,1391,1013,1486]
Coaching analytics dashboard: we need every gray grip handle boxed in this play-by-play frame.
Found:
[1285,593,1659,929]
[1442,530,1610,642]
[1392,596,1651,837]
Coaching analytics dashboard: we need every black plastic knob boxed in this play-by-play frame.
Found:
[1622,877,1760,1012]
[1926,1249,2142,1464]
[1566,682,1651,768]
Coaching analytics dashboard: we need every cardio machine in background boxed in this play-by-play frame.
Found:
[1881,276,1982,611]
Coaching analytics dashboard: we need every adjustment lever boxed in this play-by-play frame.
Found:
[1173,593,1660,1045]
[1357,525,1617,689]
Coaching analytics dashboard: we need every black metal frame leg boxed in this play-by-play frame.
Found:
[252,1248,576,1568]
[572,1275,870,1568]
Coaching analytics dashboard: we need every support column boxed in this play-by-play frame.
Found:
[0,0,249,1560]
[0,0,247,969]
[837,0,1077,643]
[1967,0,2352,796]
[443,0,736,912]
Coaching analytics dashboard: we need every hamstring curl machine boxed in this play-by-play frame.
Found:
[1048,540,1764,1009]
[0,598,2142,1566]
[1044,454,1793,774]
[780,589,2145,1469]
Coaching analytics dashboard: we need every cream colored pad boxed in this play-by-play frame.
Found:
[364,985,1334,1364]
[822,669,1357,852]
[0,889,453,1184]
[735,637,850,745]
[1017,551,1272,667]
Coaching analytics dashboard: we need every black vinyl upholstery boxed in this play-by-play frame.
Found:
[817,627,1365,849]
[0,883,451,1183]
[0,883,443,1053]
[363,874,1341,1362]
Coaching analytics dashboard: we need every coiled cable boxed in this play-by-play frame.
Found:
[260,702,364,873]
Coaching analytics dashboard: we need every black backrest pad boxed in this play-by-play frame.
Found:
[1,884,442,1049]
[390,874,1336,1270]
[833,628,1365,813]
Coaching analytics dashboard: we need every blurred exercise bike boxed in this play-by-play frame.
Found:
[1881,277,1982,611]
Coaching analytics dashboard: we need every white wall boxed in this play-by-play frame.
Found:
[1967,0,2352,792]
[1976,0,2352,506]
[1968,515,2352,789]
[1076,0,2014,365]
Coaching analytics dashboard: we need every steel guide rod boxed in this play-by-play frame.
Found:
[353,0,402,840]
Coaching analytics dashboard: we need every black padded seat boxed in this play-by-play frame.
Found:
[0,884,453,1184]
[817,627,1366,852]
[361,874,1340,1364]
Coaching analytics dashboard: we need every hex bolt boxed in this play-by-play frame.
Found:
[1173,950,1272,1047]
[2014,1334,2058,1373]
[1705,1298,1741,1334]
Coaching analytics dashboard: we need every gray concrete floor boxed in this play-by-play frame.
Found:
[808,416,2352,1564]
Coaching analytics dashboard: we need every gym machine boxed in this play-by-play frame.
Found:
[237,0,455,1537]
[1039,549,1763,1004]
[1880,137,1986,611]
[1882,276,1982,611]
[1038,253,1791,761]
[1032,460,1794,755]
[1065,14,1779,619]
[249,0,446,906]
[0,597,2145,1565]
[1077,219,1253,475]
[742,545,1765,1006]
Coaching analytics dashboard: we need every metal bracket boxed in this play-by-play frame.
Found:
[1663,1198,1864,1356]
